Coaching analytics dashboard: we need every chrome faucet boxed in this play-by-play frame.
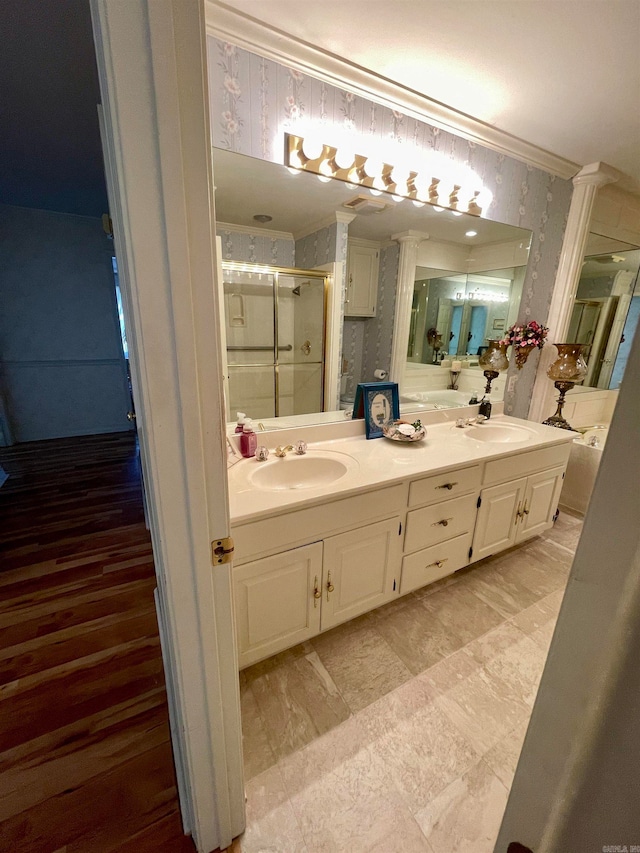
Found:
[455,415,487,428]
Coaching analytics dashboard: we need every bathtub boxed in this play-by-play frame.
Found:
[400,389,471,411]
[560,425,609,515]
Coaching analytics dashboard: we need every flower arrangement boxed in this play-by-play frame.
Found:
[502,320,549,369]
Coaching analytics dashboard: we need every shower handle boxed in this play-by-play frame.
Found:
[301,340,311,356]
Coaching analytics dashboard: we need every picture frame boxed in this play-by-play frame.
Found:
[352,382,400,439]
[493,318,506,331]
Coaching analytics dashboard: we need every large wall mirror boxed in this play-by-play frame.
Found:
[213,147,532,428]
[567,232,640,394]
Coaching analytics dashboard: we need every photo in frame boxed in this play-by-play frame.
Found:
[352,382,400,439]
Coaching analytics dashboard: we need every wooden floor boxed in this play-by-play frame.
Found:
[0,432,198,852]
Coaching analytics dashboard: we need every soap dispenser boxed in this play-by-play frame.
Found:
[240,418,258,458]
[478,394,492,420]
[234,412,247,434]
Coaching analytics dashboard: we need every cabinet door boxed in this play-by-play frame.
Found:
[345,244,379,317]
[472,478,527,561]
[233,542,322,668]
[321,517,401,630]
[517,466,565,542]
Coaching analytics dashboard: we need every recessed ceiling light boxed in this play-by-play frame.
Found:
[465,230,478,237]
[253,214,272,223]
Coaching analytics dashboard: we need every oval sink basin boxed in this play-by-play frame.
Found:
[463,423,536,444]
[248,452,356,491]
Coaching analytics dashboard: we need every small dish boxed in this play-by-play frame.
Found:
[382,420,427,442]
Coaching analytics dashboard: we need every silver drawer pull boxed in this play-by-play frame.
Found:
[437,481,458,491]
[427,558,449,569]
[432,517,453,527]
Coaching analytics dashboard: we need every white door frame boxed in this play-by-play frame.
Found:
[91,2,244,851]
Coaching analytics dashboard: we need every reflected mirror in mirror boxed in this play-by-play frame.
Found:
[213,148,532,429]
[567,233,640,391]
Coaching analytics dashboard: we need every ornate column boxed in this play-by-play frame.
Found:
[528,162,620,422]
[389,231,428,385]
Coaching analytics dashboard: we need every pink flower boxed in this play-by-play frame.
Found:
[224,75,241,96]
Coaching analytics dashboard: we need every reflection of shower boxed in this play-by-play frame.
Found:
[221,263,327,420]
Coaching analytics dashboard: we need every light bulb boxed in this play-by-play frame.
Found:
[362,156,384,181]
[334,145,356,171]
[301,135,324,161]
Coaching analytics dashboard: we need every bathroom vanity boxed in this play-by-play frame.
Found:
[228,415,575,668]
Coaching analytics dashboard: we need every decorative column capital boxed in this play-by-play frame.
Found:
[391,230,429,246]
[572,161,620,189]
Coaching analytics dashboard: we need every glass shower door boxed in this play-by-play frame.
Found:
[223,267,277,419]
[276,274,325,417]
[221,264,327,422]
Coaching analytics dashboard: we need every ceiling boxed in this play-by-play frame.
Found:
[213,148,532,247]
[1,0,638,219]
[0,0,108,217]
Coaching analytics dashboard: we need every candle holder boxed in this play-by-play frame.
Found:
[478,340,509,395]
[427,328,443,364]
[448,370,460,390]
[542,343,588,430]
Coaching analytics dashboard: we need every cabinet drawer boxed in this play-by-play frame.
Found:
[483,443,571,487]
[404,493,478,553]
[408,465,481,508]
[400,533,472,595]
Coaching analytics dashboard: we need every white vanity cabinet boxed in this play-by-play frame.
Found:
[472,444,569,561]
[231,485,406,667]
[229,424,574,668]
[233,518,402,667]
[400,464,480,594]
[345,240,379,317]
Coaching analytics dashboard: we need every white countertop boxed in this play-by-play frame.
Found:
[228,414,577,525]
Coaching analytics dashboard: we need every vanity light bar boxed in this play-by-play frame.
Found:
[285,133,486,216]
[456,290,510,303]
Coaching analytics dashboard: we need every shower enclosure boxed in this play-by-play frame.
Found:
[220,262,327,421]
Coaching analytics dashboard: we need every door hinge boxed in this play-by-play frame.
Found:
[477,496,482,509]
[468,546,473,560]
[212,536,235,565]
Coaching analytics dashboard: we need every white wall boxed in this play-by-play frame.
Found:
[0,205,132,441]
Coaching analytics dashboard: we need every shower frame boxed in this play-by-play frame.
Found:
[221,261,329,419]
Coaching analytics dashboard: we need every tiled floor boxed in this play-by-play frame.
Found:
[232,511,582,853]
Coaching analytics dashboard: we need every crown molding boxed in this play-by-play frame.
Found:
[292,211,356,242]
[205,0,580,181]
[216,221,293,240]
